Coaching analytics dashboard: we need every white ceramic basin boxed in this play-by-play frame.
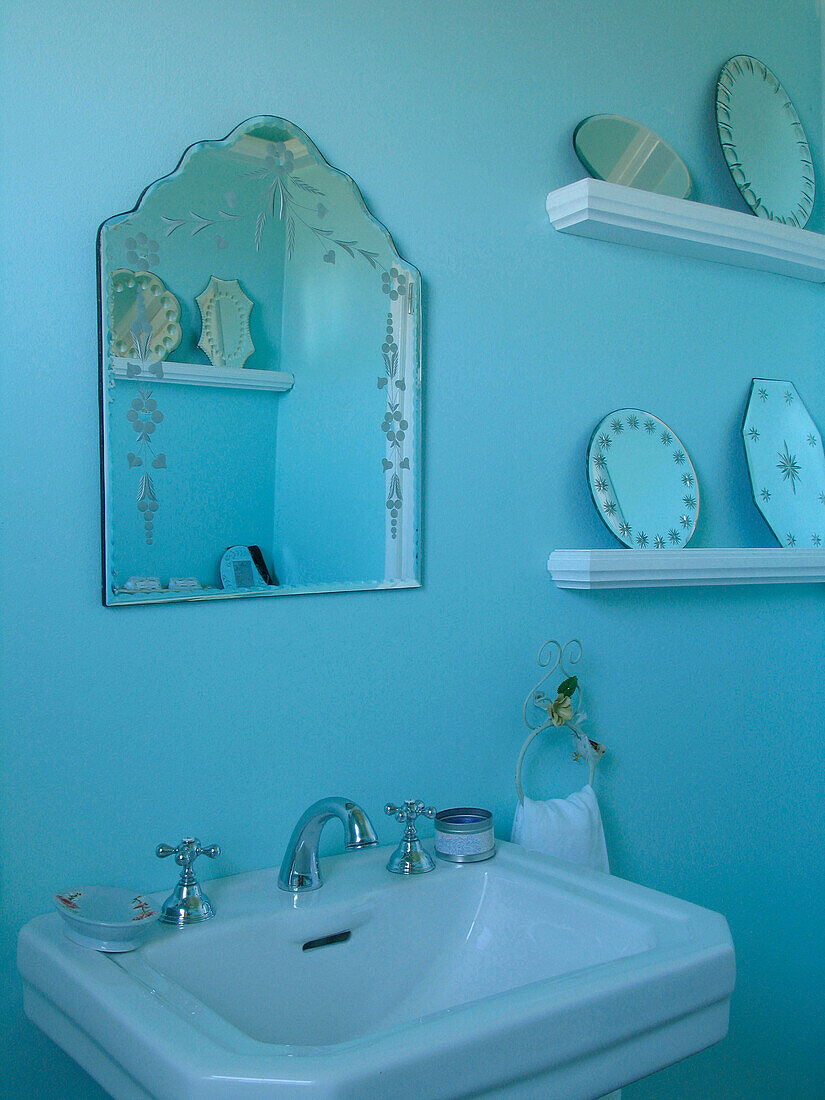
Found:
[18,841,734,1099]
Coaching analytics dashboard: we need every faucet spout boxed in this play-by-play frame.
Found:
[277,797,378,892]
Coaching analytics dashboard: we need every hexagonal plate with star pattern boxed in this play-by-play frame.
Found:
[742,378,825,548]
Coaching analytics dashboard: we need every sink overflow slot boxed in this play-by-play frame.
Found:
[302,930,351,952]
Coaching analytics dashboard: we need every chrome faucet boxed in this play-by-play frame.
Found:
[277,797,378,892]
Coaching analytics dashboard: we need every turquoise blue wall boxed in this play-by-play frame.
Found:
[2,1,824,1096]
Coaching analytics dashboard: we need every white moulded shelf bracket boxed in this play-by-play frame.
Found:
[546,179,825,282]
[548,548,825,590]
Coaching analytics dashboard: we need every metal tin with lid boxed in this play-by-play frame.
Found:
[434,807,496,863]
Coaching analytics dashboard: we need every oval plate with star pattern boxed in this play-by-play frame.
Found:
[742,379,825,548]
[587,409,699,549]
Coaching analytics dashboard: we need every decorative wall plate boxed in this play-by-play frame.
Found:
[109,270,182,361]
[741,379,825,547]
[587,410,699,549]
[573,115,692,200]
[716,55,815,227]
[196,276,255,369]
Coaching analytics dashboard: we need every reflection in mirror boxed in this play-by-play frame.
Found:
[195,277,255,369]
[742,379,825,548]
[109,270,182,360]
[587,410,699,549]
[716,56,814,226]
[98,117,421,605]
[573,115,692,199]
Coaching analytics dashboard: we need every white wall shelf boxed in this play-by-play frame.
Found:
[546,178,825,282]
[548,548,825,590]
[110,357,295,392]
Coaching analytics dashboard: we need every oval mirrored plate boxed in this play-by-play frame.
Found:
[741,379,825,548]
[573,115,692,199]
[587,410,699,549]
[716,56,814,226]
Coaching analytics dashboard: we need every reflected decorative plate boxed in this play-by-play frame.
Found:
[587,410,699,549]
[196,276,255,369]
[109,269,182,361]
[716,55,815,227]
[741,379,825,547]
[54,886,157,952]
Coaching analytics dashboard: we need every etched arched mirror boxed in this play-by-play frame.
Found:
[98,117,421,605]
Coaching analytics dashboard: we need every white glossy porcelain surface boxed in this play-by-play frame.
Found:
[18,842,734,1099]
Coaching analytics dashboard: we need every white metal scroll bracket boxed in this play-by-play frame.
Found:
[515,638,606,802]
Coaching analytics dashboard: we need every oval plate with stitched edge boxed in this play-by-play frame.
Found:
[716,55,815,226]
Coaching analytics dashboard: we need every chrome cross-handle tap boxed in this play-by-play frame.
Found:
[384,800,437,875]
[156,836,220,925]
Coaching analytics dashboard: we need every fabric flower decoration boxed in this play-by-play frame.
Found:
[546,693,573,727]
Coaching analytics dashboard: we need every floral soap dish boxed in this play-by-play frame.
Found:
[54,887,157,952]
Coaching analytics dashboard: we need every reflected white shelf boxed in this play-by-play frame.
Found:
[110,579,419,605]
[548,548,825,589]
[546,178,825,282]
[110,358,294,392]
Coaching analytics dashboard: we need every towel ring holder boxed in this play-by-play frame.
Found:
[516,639,605,802]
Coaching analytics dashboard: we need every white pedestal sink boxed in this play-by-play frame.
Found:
[18,842,734,1099]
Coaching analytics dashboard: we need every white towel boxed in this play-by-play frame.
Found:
[511,783,609,873]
